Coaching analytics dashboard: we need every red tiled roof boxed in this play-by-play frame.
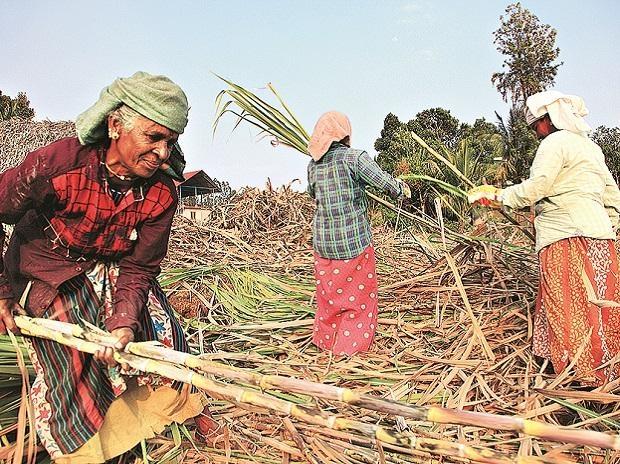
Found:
[173,170,201,187]
[173,169,221,197]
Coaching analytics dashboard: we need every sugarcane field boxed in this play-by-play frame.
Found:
[3,2,620,464]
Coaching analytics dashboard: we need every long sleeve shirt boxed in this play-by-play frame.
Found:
[502,130,620,252]
[307,143,403,259]
[0,137,178,332]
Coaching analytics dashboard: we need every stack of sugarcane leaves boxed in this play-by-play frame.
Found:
[3,187,620,463]
[0,119,76,173]
[154,187,620,463]
[167,183,314,271]
[11,314,620,464]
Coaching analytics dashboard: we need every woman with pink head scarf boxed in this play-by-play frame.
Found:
[307,112,411,356]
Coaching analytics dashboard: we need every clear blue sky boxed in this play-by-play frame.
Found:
[2,1,619,189]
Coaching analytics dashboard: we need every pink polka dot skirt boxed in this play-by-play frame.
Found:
[312,245,378,355]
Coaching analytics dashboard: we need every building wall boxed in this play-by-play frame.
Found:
[181,207,211,224]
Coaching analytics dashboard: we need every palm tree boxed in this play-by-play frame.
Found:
[494,107,539,184]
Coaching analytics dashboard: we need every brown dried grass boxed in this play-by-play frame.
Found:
[2,122,620,463]
[160,187,620,464]
[0,119,75,174]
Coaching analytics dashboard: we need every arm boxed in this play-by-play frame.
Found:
[355,151,402,198]
[0,229,12,301]
[0,229,16,333]
[501,139,564,210]
[0,149,53,332]
[602,166,620,230]
[307,163,315,199]
[105,194,177,333]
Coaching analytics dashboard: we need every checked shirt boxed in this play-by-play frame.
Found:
[307,143,402,259]
[0,137,178,331]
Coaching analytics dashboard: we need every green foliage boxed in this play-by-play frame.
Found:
[0,91,35,121]
[592,125,620,181]
[405,107,464,151]
[374,111,499,221]
[375,108,472,175]
[373,109,504,221]
[422,138,497,221]
[213,75,309,155]
[376,126,420,175]
[461,118,503,165]
[492,2,562,105]
[495,107,539,182]
[374,111,500,178]
[374,113,402,153]
[375,113,406,173]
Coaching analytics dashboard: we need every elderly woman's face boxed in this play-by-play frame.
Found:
[114,116,178,178]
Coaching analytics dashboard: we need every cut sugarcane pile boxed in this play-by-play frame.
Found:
[156,186,620,463]
[0,119,76,173]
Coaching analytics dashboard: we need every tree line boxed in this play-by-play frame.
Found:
[373,2,620,220]
[0,91,35,121]
[2,3,619,206]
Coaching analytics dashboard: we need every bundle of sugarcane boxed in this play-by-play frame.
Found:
[9,315,620,463]
[213,75,534,244]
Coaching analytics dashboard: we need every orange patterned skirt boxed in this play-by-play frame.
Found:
[533,237,620,385]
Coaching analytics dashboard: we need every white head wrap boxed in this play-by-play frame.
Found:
[525,90,591,135]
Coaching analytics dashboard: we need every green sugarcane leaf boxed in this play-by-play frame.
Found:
[140,438,151,464]
[267,82,310,140]
[550,397,620,429]
[400,174,468,198]
[170,421,181,447]
[214,75,309,153]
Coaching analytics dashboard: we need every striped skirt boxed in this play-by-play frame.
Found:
[25,263,193,458]
[533,237,620,385]
[312,245,379,356]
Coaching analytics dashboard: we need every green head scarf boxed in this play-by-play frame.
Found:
[75,71,189,181]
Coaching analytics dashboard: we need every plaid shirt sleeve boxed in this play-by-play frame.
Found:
[0,149,53,299]
[307,162,315,199]
[106,189,178,333]
[354,151,402,198]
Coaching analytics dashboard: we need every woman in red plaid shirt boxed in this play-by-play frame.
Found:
[0,72,216,462]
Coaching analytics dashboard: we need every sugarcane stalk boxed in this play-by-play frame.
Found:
[157,343,620,451]
[13,315,559,464]
[15,316,620,452]
[365,191,529,251]
[296,423,574,464]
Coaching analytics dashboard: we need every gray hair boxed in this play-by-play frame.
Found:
[108,104,141,131]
